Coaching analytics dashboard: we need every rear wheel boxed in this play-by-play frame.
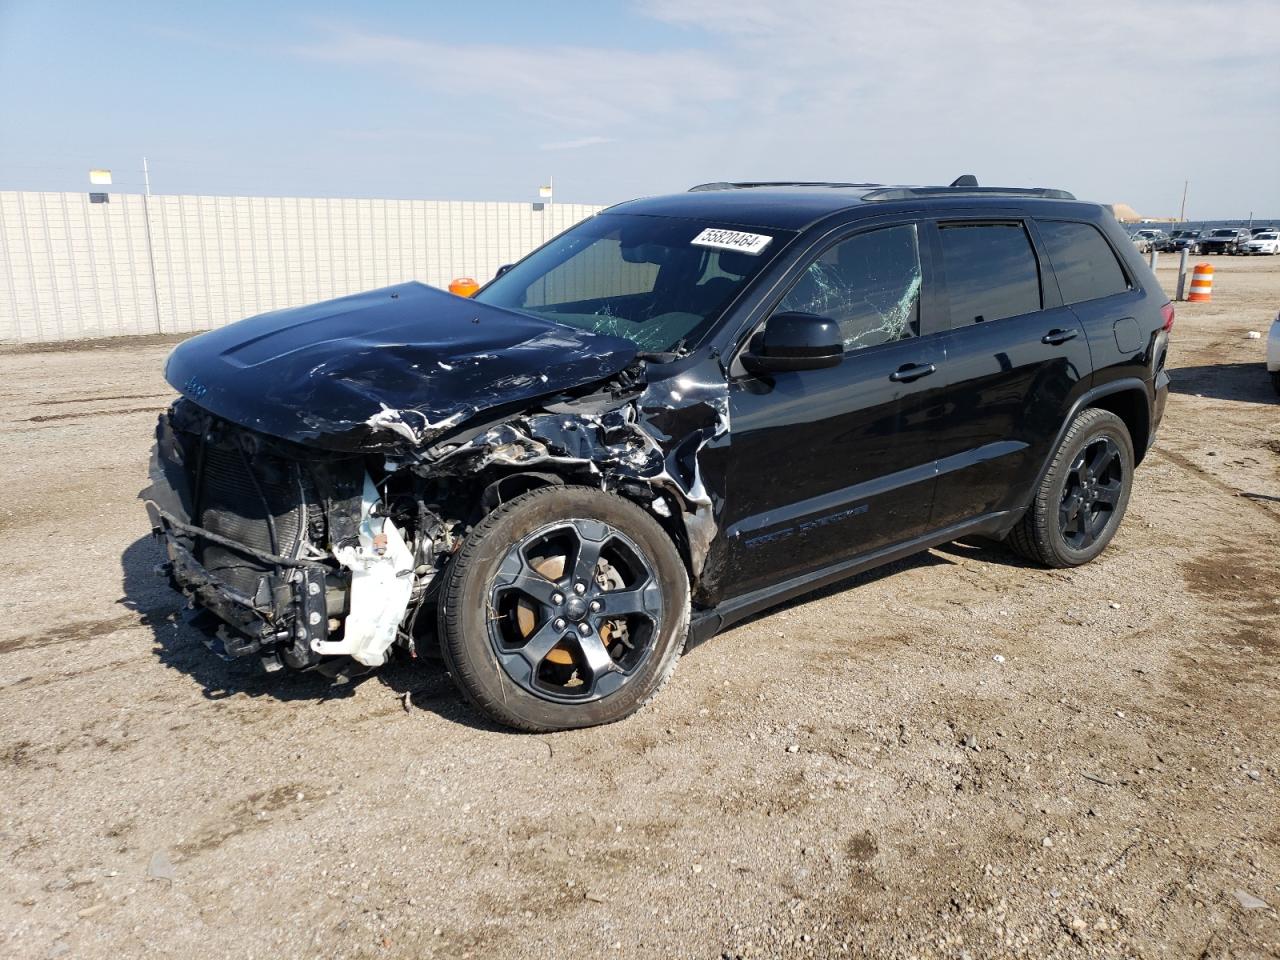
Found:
[438,486,689,731]
[1007,408,1134,567]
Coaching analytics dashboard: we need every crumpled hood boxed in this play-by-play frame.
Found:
[164,281,638,451]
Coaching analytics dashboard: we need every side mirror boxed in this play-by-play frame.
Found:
[742,311,843,374]
[494,263,514,279]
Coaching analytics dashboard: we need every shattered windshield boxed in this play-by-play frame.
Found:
[474,213,792,353]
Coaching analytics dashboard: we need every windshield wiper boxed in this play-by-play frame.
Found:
[636,338,691,364]
[635,350,681,363]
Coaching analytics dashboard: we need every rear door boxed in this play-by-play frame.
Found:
[925,217,1092,528]
[1033,218,1141,395]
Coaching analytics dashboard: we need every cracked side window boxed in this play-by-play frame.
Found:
[778,224,921,351]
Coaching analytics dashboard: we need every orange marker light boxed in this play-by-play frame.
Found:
[449,277,480,298]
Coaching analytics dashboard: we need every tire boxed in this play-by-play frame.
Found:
[1006,408,1135,568]
[1271,371,1280,396]
[437,485,690,731]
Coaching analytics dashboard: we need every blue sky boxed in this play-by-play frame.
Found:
[1,0,1277,217]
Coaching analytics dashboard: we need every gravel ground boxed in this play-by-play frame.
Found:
[0,255,1277,960]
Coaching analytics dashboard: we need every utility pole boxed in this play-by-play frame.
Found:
[537,177,555,243]
[141,156,162,333]
[1179,180,1189,224]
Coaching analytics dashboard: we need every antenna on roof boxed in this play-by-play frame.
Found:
[950,174,979,188]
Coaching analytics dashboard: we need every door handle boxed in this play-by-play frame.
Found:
[889,362,937,383]
[1042,328,1079,345]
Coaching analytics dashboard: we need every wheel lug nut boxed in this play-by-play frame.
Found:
[573,582,586,595]
[589,600,602,612]
[577,622,591,636]
[553,618,566,630]
[551,593,563,605]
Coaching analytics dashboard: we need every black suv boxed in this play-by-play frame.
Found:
[146,178,1172,731]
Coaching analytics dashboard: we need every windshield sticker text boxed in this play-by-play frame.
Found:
[691,228,772,255]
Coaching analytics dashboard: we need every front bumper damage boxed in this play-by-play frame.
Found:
[145,356,731,674]
[144,403,420,671]
[145,499,327,653]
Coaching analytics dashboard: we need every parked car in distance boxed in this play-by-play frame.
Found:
[1161,229,1201,253]
[1129,233,1152,254]
[145,177,1174,730]
[1199,228,1250,255]
[1242,231,1280,255]
[1132,228,1166,253]
[1249,226,1276,236]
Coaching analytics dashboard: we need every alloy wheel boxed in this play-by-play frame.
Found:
[487,519,664,704]
[1058,436,1125,550]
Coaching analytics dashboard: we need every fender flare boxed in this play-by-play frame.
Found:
[1032,378,1153,492]
[480,471,566,513]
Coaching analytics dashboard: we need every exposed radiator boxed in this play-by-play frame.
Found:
[196,444,305,599]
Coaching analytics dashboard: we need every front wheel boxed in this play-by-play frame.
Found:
[438,486,690,731]
[1006,408,1135,567]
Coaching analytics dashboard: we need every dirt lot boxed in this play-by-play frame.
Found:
[0,255,1277,960]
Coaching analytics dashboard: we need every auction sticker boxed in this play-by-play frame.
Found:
[691,228,772,255]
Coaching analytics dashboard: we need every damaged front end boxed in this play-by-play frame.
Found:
[145,399,440,671]
[144,337,730,677]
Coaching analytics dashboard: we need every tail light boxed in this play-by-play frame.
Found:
[1160,302,1175,332]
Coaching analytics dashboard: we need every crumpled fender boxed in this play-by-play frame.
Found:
[413,357,731,584]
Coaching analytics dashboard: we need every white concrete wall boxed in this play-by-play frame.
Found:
[0,191,603,342]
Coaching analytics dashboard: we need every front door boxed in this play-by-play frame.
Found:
[719,222,948,599]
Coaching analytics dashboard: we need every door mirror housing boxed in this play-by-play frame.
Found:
[494,263,514,279]
[742,311,843,374]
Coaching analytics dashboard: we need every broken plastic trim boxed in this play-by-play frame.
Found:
[365,405,469,446]
[309,473,416,667]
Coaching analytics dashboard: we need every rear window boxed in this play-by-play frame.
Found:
[938,223,1042,326]
[1036,220,1130,304]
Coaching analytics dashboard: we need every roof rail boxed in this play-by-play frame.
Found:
[688,181,882,192]
[862,185,1076,201]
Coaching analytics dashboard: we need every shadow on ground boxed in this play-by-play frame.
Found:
[120,530,1031,723]
[1168,361,1278,403]
[119,535,504,731]
[712,534,1034,633]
